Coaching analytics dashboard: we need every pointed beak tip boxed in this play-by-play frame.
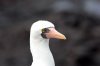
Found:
[64,37,66,40]
[58,34,66,40]
[62,36,66,40]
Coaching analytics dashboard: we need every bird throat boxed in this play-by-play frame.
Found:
[30,38,55,66]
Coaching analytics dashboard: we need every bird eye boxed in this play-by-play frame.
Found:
[41,28,50,33]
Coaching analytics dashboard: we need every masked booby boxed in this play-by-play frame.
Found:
[30,20,66,66]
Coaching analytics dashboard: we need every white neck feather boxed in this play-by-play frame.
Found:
[30,35,55,66]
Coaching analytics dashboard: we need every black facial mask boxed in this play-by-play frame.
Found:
[41,28,50,38]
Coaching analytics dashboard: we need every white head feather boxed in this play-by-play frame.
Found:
[31,20,54,33]
[30,20,55,39]
[30,20,55,66]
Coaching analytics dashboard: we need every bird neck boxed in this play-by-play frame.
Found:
[30,37,55,66]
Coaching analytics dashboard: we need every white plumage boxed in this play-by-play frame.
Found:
[30,20,66,66]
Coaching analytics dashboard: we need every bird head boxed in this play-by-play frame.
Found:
[30,20,66,40]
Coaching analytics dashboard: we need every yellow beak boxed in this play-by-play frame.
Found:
[46,28,66,40]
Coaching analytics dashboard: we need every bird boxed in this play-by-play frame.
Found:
[30,20,66,66]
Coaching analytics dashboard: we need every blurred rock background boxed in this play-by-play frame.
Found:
[0,0,100,66]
